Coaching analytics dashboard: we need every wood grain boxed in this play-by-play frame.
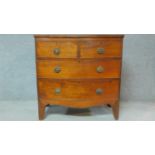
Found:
[79,39,122,58]
[36,40,78,58]
[35,34,124,38]
[37,59,121,79]
[34,35,124,120]
[38,79,119,100]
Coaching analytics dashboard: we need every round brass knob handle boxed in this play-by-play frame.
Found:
[55,88,61,94]
[54,66,61,73]
[96,66,104,73]
[97,48,104,54]
[96,88,103,95]
[53,48,61,55]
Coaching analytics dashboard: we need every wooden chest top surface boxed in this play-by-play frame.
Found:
[35,34,124,38]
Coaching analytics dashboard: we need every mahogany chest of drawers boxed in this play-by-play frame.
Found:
[34,35,124,120]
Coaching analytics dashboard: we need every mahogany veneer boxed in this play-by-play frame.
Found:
[34,35,124,120]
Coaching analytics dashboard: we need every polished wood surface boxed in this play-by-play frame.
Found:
[36,38,122,59]
[35,34,124,38]
[37,59,121,79]
[36,40,78,58]
[80,39,122,58]
[35,35,124,120]
[38,79,119,100]
[39,98,118,109]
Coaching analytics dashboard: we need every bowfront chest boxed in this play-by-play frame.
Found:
[34,35,124,120]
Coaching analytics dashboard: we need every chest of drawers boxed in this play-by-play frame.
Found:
[34,35,124,120]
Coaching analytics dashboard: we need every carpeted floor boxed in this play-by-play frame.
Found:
[0,101,154,121]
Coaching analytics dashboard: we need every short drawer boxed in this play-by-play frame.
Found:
[79,39,122,58]
[38,79,120,100]
[36,40,78,58]
[37,59,121,79]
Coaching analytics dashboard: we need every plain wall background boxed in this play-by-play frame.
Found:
[0,34,155,102]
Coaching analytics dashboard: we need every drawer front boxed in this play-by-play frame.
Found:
[37,59,121,79]
[36,40,78,58]
[79,39,122,58]
[38,79,119,100]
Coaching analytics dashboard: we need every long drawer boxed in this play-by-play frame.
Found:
[37,59,121,79]
[38,79,120,101]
